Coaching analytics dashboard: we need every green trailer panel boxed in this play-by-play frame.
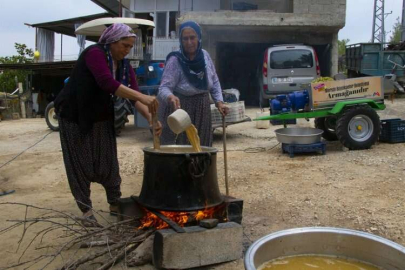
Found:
[255,99,385,121]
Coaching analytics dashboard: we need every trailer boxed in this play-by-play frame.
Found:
[256,77,385,150]
[346,43,405,94]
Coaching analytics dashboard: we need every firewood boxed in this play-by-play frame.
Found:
[126,234,155,266]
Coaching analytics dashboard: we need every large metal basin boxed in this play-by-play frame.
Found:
[275,127,323,144]
[244,227,405,270]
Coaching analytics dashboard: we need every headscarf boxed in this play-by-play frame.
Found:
[98,23,137,87]
[98,23,136,44]
[166,21,208,90]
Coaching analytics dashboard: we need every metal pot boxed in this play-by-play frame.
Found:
[275,127,323,144]
[138,145,223,211]
[244,227,405,270]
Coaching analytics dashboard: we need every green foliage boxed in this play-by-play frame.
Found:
[0,43,34,93]
[389,17,401,44]
[338,39,350,56]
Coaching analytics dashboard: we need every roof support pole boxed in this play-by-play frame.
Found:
[402,0,405,41]
[60,34,63,61]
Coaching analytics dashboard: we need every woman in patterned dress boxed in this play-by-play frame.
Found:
[54,23,161,226]
[157,21,228,147]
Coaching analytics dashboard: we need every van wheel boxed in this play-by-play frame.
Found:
[336,106,380,150]
[315,117,338,141]
[45,102,59,131]
[260,91,269,108]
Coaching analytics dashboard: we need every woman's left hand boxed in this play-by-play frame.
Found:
[154,121,163,136]
[149,121,162,137]
[217,102,229,117]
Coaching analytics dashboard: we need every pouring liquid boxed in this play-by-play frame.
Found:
[185,124,202,152]
[258,255,381,270]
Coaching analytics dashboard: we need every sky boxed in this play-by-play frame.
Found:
[0,0,403,58]
[0,0,105,58]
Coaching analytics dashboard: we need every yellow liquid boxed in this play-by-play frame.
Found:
[185,124,202,152]
[259,255,381,270]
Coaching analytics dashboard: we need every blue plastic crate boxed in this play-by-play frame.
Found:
[282,142,326,158]
[379,118,405,143]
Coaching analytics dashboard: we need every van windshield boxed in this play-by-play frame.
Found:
[270,49,313,69]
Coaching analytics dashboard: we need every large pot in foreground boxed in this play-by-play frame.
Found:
[139,145,223,211]
[244,227,405,270]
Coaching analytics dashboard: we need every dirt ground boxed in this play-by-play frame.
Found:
[0,98,405,269]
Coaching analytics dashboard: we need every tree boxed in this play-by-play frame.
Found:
[389,17,401,44]
[0,43,34,93]
[338,39,350,56]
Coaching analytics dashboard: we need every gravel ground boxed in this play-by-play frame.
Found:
[0,97,404,269]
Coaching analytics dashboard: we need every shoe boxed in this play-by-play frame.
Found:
[109,203,119,216]
[81,210,101,228]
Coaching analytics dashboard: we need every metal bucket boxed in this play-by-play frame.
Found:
[138,145,223,211]
[275,127,323,144]
[244,227,405,270]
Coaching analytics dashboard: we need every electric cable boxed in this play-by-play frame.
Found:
[217,142,280,153]
[0,131,53,170]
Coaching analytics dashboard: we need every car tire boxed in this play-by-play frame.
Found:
[336,106,380,150]
[45,102,59,131]
[314,117,338,141]
[114,97,132,135]
[259,89,269,108]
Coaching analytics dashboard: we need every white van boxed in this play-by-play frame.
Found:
[258,44,320,107]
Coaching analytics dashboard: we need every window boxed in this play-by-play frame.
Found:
[270,50,313,69]
[156,12,167,37]
[169,11,177,38]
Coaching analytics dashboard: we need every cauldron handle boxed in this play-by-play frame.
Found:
[184,153,211,180]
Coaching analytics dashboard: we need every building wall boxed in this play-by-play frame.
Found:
[130,0,344,76]
[131,0,346,17]
[132,0,219,12]
[294,0,346,16]
[220,0,293,12]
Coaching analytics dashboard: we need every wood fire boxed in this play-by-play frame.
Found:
[139,205,227,230]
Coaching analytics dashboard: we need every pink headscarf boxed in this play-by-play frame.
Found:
[98,23,137,44]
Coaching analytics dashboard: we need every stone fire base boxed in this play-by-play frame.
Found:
[153,222,243,269]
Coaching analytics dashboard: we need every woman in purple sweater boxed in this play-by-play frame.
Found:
[55,24,161,226]
[158,21,228,147]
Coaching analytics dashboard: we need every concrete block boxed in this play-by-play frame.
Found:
[199,219,219,229]
[224,195,244,224]
[153,222,243,269]
[116,196,144,222]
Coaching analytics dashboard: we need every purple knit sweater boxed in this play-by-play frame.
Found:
[84,46,139,94]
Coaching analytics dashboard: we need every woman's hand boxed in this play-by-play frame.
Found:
[217,102,229,117]
[151,121,163,136]
[140,94,159,115]
[168,94,181,110]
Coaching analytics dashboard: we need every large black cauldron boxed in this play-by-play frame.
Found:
[138,145,223,211]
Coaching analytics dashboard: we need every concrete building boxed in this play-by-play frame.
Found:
[120,0,346,104]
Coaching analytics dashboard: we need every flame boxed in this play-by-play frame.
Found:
[138,205,225,230]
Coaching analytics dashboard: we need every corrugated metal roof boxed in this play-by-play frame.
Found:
[30,13,112,42]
